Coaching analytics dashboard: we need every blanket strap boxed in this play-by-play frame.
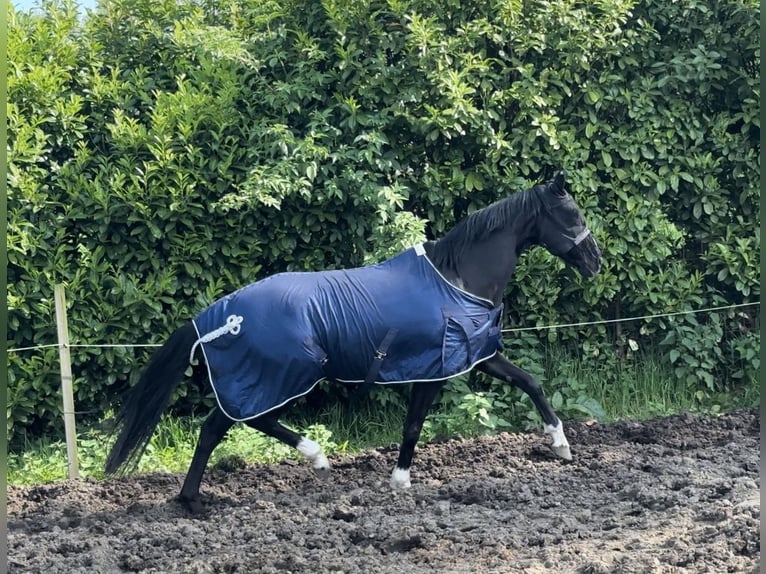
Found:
[352,328,399,400]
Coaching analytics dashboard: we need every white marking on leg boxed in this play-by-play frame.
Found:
[544,420,572,460]
[390,467,411,489]
[544,420,567,447]
[297,438,330,470]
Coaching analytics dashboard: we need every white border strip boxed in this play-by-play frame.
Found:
[413,243,496,307]
[193,317,499,423]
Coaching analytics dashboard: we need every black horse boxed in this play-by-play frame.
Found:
[105,170,602,513]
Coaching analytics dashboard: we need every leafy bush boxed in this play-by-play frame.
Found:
[7,0,759,445]
[660,314,725,395]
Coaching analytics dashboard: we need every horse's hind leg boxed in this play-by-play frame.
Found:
[246,412,330,472]
[179,406,234,513]
[391,380,444,489]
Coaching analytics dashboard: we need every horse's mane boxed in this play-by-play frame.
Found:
[431,186,543,270]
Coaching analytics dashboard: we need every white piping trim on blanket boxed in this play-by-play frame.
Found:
[193,246,500,423]
[192,315,499,423]
[193,315,329,423]
[189,314,243,363]
[192,319,260,423]
[333,349,499,386]
[413,244,496,308]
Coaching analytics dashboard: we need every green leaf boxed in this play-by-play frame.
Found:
[551,391,563,410]
[585,90,601,104]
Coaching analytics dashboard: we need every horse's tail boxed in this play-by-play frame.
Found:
[104,322,198,475]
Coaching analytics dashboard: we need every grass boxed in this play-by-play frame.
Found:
[7,350,758,486]
[588,350,759,420]
[557,348,705,420]
[6,400,410,486]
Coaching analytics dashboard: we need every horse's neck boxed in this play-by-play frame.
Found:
[426,224,533,307]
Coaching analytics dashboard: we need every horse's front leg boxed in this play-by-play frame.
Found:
[476,353,572,460]
[391,380,444,489]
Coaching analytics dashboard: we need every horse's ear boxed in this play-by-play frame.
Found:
[550,170,567,197]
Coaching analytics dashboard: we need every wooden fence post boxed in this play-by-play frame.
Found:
[54,284,79,480]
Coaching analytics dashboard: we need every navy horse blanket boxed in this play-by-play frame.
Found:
[192,245,503,421]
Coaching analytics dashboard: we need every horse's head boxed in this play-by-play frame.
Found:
[536,171,602,277]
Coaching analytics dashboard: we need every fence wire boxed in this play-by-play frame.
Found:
[8,301,760,354]
[501,302,760,334]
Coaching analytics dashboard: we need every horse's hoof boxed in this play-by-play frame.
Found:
[551,444,573,461]
[390,467,412,489]
[314,465,331,479]
[179,495,205,515]
[312,454,330,472]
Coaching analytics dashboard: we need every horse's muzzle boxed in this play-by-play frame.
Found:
[571,236,602,277]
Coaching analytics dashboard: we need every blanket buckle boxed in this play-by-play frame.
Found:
[351,328,399,401]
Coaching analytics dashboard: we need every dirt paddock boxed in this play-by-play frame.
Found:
[8,408,760,573]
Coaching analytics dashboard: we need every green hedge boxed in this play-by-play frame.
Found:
[7,0,759,445]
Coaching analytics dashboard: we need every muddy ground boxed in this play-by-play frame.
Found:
[8,408,760,573]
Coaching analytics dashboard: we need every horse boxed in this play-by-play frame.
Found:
[104,170,602,513]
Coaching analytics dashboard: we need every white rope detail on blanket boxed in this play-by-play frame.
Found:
[189,314,244,363]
